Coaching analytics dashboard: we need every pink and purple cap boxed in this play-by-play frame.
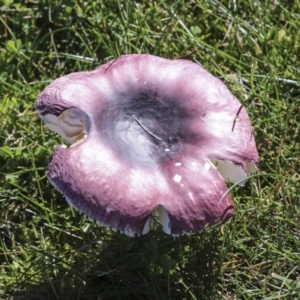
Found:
[36,54,259,236]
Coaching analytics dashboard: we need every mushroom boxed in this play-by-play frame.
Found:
[36,54,259,236]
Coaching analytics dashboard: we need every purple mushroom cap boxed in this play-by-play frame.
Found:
[36,54,259,236]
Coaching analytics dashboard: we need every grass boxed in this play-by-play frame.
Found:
[0,0,299,299]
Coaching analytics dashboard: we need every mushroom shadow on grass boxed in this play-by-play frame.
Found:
[9,228,228,299]
[36,54,259,236]
[82,229,227,299]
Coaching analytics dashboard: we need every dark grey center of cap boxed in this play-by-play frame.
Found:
[101,89,197,166]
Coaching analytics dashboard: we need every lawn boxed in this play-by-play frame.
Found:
[0,0,300,299]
